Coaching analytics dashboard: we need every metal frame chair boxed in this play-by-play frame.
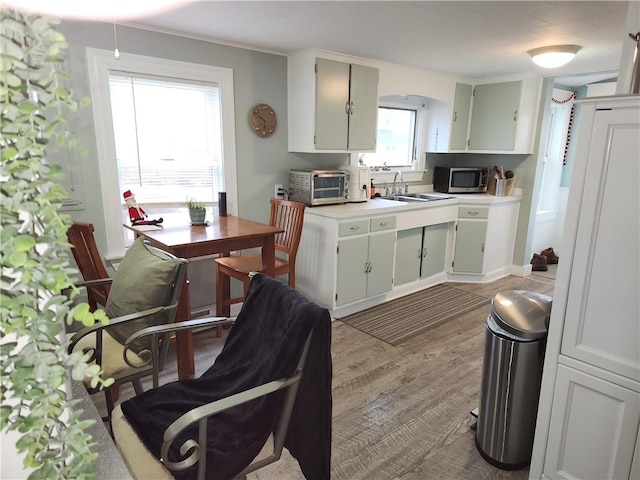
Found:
[111,273,331,480]
[68,241,200,418]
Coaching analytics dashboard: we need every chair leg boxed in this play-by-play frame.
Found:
[132,379,144,396]
[289,266,295,289]
[105,388,115,417]
[215,265,230,338]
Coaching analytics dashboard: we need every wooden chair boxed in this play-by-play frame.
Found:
[214,198,305,315]
[67,222,111,311]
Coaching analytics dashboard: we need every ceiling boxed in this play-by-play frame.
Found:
[124,1,631,87]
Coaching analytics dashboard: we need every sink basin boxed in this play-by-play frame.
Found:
[387,195,430,203]
[384,193,453,203]
[416,194,453,201]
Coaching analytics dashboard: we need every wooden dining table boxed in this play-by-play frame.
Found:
[125,214,283,379]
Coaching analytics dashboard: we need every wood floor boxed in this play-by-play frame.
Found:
[97,267,556,480]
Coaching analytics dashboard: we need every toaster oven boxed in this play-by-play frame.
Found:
[289,169,349,206]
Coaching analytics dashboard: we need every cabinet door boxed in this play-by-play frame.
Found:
[336,235,369,306]
[366,231,395,297]
[315,58,350,149]
[450,83,472,150]
[347,63,379,151]
[468,81,522,150]
[394,228,422,286]
[452,219,487,273]
[421,223,448,278]
[543,365,640,480]
[561,106,640,381]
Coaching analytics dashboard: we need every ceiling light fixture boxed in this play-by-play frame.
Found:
[1,0,185,20]
[527,45,582,69]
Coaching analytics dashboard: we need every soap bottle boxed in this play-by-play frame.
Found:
[370,181,375,199]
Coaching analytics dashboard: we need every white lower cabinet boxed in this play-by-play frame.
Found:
[450,202,519,279]
[395,223,448,285]
[452,211,488,273]
[543,365,640,480]
[336,217,395,306]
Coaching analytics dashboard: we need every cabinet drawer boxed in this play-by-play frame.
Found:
[338,219,369,237]
[458,206,489,219]
[370,216,396,232]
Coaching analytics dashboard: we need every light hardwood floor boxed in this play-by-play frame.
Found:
[97,267,556,480]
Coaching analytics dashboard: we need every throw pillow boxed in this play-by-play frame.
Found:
[105,237,187,353]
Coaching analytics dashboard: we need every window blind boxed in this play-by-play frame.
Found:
[108,74,223,205]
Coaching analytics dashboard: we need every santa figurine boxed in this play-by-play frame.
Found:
[123,190,163,226]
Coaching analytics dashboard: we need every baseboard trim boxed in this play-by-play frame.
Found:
[511,264,532,277]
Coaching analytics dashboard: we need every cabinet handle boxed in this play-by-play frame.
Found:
[422,248,427,258]
[350,226,360,231]
[481,242,485,253]
[513,110,518,122]
[349,101,355,115]
[467,211,479,216]
[378,221,388,227]
[345,101,350,114]
[453,111,457,122]
[364,261,372,273]
[417,249,422,259]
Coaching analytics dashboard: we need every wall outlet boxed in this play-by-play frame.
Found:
[275,184,284,197]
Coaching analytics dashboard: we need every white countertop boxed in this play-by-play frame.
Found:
[305,193,521,219]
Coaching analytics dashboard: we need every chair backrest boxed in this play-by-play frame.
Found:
[270,198,305,260]
[67,221,110,310]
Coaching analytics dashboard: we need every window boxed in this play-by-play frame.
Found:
[359,106,417,168]
[87,49,237,258]
[538,100,571,215]
[109,74,223,205]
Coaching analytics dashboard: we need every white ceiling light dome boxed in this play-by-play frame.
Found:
[527,45,583,69]
[0,0,186,20]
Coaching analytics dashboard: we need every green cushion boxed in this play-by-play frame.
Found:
[105,237,186,353]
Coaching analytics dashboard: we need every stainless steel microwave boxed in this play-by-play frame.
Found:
[433,166,488,193]
[289,169,349,206]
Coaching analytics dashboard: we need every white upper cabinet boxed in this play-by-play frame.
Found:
[449,83,472,150]
[468,81,522,150]
[427,77,541,154]
[288,51,379,152]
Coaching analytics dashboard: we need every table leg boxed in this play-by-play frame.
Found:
[176,276,195,380]
[215,256,231,318]
[261,235,277,277]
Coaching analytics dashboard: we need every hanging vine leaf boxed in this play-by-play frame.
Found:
[1,9,111,480]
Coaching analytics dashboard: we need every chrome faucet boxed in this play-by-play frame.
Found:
[392,170,403,195]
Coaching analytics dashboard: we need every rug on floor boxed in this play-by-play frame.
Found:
[338,284,490,345]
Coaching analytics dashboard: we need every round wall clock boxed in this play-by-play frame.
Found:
[250,103,277,138]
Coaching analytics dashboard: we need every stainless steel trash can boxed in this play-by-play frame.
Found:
[475,290,552,470]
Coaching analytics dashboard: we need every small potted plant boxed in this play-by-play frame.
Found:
[184,197,206,225]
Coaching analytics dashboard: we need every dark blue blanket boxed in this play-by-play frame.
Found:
[121,274,332,480]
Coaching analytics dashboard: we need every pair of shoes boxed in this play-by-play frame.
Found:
[531,253,548,271]
[540,247,559,264]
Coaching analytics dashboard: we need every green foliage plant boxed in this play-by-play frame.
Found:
[184,197,205,210]
[1,9,112,479]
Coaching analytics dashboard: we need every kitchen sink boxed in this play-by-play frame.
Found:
[384,193,453,203]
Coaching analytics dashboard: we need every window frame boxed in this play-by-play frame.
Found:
[361,105,417,168]
[352,99,427,183]
[86,48,237,259]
